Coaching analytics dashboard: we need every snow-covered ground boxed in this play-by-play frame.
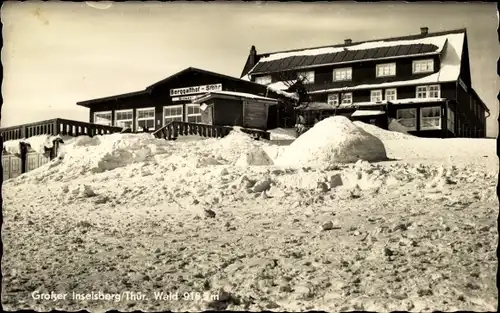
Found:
[2,117,497,312]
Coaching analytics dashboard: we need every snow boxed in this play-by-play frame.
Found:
[267,81,296,91]
[268,128,297,140]
[2,120,498,312]
[388,118,414,134]
[3,135,63,155]
[265,82,299,100]
[351,110,385,117]
[354,121,418,141]
[258,34,450,63]
[275,116,388,166]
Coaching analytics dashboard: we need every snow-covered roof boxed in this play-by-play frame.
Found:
[193,90,278,103]
[351,110,386,117]
[267,81,295,91]
[297,98,447,111]
[259,35,448,63]
[265,81,299,100]
[248,31,465,88]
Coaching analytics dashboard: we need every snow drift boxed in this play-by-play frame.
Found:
[276,116,388,166]
[354,121,417,141]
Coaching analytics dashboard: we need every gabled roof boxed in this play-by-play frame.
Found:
[144,67,271,92]
[77,67,274,108]
[245,28,467,76]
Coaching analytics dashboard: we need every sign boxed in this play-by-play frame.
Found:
[170,83,222,97]
[458,78,467,92]
[171,95,200,102]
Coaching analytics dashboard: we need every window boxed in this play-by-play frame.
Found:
[186,103,202,123]
[396,108,417,131]
[297,71,315,84]
[447,108,455,133]
[370,90,383,102]
[327,94,339,106]
[376,63,396,77]
[114,109,133,129]
[385,88,397,101]
[163,105,183,125]
[333,67,352,81]
[94,111,112,126]
[341,92,353,105]
[136,107,155,131]
[416,85,440,98]
[420,106,441,130]
[255,75,272,85]
[413,59,434,74]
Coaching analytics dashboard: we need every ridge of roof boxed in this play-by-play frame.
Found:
[257,28,467,58]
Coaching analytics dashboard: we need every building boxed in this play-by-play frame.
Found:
[77,67,295,132]
[192,91,279,130]
[240,27,490,138]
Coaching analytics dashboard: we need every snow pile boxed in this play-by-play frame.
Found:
[209,129,266,164]
[3,140,23,155]
[268,128,297,140]
[353,121,418,141]
[388,118,412,134]
[276,116,388,166]
[3,135,63,155]
[25,133,172,181]
[235,147,274,166]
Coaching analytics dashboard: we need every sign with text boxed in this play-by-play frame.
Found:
[171,95,200,102]
[170,84,222,97]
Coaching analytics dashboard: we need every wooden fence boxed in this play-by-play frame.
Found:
[152,121,271,141]
[2,139,61,180]
[0,118,123,141]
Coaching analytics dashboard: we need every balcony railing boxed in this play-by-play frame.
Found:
[152,121,270,141]
[0,118,123,141]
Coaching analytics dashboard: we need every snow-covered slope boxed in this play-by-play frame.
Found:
[2,121,497,312]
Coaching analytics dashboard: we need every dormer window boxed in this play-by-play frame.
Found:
[370,90,383,102]
[254,75,272,85]
[376,63,396,77]
[333,67,352,81]
[413,59,434,74]
[297,71,315,84]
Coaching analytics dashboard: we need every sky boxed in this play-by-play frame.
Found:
[1,1,498,137]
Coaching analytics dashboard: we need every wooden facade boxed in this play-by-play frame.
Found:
[77,67,289,133]
[193,92,279,130]
[241,28,490,138]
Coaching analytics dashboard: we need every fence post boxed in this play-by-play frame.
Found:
[20,142,28,174]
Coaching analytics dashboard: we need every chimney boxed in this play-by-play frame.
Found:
[420,27,429,36]
[249,45,257,66]
[344,38,352,45]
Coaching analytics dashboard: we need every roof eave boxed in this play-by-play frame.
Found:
[76,90,151,108]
